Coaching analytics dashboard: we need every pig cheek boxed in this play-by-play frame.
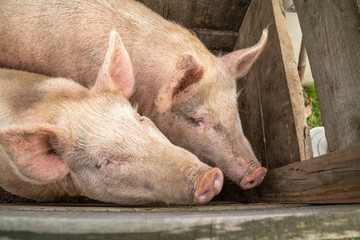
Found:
[157,111,185,138]
[98,164,126,185]
[180,126,219,164]
[72,163,122,195]
[210,133,259,183]
[69,169,101,197]
[196,129,234,169]
[87,166,125,199]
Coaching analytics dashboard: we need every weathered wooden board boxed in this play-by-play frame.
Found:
[1,204,360,239]
[224,143,360,203]
[192,28,238,52]
[136,0,250,52]
[137,0,250,31]
[294,0,360,152]
[234,0,310,170]
[0,202,306,212]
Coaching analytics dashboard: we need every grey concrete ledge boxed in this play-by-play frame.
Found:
[0,203,359,239]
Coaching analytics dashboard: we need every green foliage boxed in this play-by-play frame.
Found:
[303,84,323,128]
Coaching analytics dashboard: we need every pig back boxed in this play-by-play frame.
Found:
[0,68,87,127]
[0,0,107,87]
[0,0,206,90]
[0,69,48,127]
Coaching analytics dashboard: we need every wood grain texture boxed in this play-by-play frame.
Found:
[294,0,360,152]
[136,0,250,51]
[193,28,238,52]
[137,0,250,31]
[224,143,360,203]
[234,0,309,170]
[1,204,359,239]
[0,202,306,212]
[0,204,360,240]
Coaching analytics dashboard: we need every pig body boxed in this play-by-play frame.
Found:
[0,0,267,188]
[0,31,223,205]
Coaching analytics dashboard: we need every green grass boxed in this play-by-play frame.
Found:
[303,84,323,128]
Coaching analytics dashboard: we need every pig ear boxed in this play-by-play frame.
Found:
[92,29,135,99]
[221,28,268,79]
[156,54,204,113]
[0,125,69,184]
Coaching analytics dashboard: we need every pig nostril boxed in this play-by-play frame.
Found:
[202,190,211,196]
[240,167,267,190]
[194,167,224,204]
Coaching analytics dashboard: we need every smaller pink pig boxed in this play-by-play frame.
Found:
[0,30,223,205]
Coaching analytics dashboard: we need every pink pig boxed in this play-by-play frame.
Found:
[0,30,223,205]
[0,0,267,189]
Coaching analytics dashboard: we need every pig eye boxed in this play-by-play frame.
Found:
[139,116,146,122]
[136,113,147,124]
[95,158,117,169]
[188,117,203,127]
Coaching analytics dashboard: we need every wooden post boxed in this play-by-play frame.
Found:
[297,37,307,84]
[234,0,310,170]
[294,0,360,152]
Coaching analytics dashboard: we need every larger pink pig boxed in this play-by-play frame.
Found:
[0,0,268,189]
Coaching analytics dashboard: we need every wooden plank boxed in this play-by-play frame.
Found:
[137,0,250,31]
[1,204,359,239]
[234,0,310,170]
[294,0,360,152]
[0,202,307,212]
[224,143,360,203]
[193,28,238,52]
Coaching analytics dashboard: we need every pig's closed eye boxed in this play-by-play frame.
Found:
[138,115,157,127]
[96,158,118,169]
[139,116,146,123]
[136,113,148,124]
[188,117,203,127]
[188,115,217,128]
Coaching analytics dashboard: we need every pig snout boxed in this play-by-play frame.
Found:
[239,167,267,190]
[194,167,224,204]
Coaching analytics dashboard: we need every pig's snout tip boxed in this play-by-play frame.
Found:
[194,167,224,204]
[240,167,267,190]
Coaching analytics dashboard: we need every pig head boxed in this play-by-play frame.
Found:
[0,31,223,205]
[151,29,269,189]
